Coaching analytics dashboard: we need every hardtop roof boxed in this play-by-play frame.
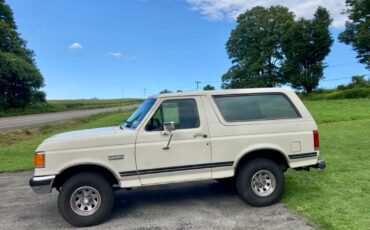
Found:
[151,88,293,99]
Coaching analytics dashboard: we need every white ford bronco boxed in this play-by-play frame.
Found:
[30,88,325,227]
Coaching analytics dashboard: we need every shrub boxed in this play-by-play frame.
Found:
[340,88,370,99]
[303,88,370,100]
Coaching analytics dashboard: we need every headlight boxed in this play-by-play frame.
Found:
[34,151,45,168]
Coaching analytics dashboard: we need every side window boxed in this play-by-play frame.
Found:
[213,94,300,122]
[146,99,200,131]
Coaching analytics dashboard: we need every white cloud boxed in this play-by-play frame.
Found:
[123,55,137,61]
[107,52,138,60]
[107,52,123,58]
[185,0,347,28]
[69,42,83,49]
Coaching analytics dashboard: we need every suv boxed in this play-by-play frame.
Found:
[30,88,325,227]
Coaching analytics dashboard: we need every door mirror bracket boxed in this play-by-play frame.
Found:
[163,121,175,150]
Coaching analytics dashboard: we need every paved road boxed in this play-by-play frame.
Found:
[0,171,314,230]
[0,105,138,131]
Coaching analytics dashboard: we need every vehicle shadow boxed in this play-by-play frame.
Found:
[111,180,239,217]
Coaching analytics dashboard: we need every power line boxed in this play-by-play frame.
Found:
[322,74,369,82]
[147,74,369,95]
[321,76,353,82]
[202,80,223,84]
[326,62,358,68]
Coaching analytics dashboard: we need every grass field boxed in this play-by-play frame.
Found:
[0,98,369,229]
[284,99,370,230]
[0,98,142,117]
[0,110,134,172]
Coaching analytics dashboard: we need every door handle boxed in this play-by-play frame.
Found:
[193,133,208,138]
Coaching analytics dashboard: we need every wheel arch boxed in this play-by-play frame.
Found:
[53,164,120,189]
[234,148,290,175]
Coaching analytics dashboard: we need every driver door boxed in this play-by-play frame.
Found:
[135,96,212,185]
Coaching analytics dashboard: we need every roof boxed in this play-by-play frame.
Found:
[151,88,293,99]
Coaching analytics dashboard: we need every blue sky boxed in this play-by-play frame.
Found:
[7,0,369,99]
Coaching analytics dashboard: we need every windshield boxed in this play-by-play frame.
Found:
[121,98,156,129]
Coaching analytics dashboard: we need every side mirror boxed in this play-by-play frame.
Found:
[163,121,176,132]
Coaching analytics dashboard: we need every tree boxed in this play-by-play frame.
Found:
[159,89,173,94]
[281,7,333,93]
[222,6,295,89]
[338,0,370,70]
[0,0,45,109]
[203,84,215,90]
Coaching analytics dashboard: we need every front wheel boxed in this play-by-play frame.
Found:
[58,172,114,227]
[236,158,284,207]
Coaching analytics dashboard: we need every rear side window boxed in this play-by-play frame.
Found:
[213,94,300,122]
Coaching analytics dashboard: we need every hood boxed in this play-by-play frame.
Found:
[46,127,118,142]
[38,126,136,152]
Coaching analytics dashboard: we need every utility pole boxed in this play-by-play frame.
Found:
[122,85,124,99]
[143,88,147,99]
[195,81,201,90]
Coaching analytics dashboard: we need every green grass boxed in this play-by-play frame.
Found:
[283,99,370,230]
[0,98,142,117]
[303,99,370,123]
[0,110,134,172]
[0,98,369,229]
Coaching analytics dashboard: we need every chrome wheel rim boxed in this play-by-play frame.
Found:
[251,170,276,197]
[70,186,101,216]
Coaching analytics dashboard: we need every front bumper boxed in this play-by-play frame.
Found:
[29,175,55,194]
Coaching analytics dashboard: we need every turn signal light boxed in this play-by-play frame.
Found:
[34,152,45,168]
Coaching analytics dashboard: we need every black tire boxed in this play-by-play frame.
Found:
[58,172,114,227]
[236,158,284,207]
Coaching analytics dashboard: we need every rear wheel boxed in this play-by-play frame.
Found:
[58,172,114,227]
[236,158,284,207]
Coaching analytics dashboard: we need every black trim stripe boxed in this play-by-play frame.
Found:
[289,152,317,160]
[119,161,234,177]
[119,171,138,177]
[213,161,234,167]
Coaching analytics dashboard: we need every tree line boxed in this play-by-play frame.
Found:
[161,1,368,94]
[222,1,369,92]
[0,0,369,108]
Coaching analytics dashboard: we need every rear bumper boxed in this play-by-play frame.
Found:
[29,175,55,194]
[293,159,326,171]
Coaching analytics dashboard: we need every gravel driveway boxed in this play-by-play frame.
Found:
[0,171,314,230]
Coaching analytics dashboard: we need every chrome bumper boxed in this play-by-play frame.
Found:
[29,175,55,194]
